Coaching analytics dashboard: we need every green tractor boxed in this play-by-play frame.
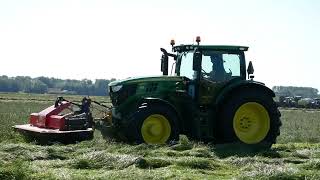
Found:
[107,37,281,148]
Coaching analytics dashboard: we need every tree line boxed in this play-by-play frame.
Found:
[272,86,319,98]
[0,75,116,96]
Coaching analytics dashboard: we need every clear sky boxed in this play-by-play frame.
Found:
[0,0,319,90]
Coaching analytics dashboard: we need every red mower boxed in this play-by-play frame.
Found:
[14,97,110,144]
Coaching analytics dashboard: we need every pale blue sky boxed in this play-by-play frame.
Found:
[0,0,319,90]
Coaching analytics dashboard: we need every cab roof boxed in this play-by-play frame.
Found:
[173,45,249,52]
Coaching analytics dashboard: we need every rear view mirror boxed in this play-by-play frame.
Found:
[247,61,254,79]
[161,54,168,75]
[160,48,169,75]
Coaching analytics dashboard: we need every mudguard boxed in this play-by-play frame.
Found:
[137,97,181,125]
[215,81,275,106]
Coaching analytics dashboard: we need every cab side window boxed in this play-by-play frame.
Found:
[201,56,213,76]
[201,52,241,82]
[222,54,241,77]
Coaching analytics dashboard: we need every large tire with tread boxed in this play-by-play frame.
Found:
[127,105,179,144]
[217,89,281,148]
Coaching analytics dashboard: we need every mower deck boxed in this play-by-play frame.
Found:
[14,124,94,144]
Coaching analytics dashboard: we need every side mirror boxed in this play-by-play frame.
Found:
[247,61,254,79]
[193,51,202,71]
[160,48,169,75]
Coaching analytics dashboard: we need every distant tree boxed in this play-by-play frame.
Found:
[0,76,9,92]
[273,86,319,98]
[15,76,32,92]
[25,80,48,93]
[8,79,19,92]
[94,79,109,96]
[0,75,114,96]
[0,76,19,92]
[37,76,54,88]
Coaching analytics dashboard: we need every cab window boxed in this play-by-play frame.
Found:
[178,52,197,80]
[201,52,241,81]
[223,54,241,77]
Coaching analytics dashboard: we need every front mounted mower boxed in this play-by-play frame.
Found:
[14,97,111,144]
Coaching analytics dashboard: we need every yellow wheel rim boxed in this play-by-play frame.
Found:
[141,114,171,144]
[233,102,270,144]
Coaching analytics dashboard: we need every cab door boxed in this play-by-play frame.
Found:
[196,51,243,140]
[198,52,243,105]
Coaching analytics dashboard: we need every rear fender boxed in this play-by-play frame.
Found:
[215,81,275,106]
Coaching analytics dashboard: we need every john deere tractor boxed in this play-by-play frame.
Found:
[107,37,281,147]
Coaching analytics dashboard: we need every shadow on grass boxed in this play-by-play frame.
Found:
[95,122,125,143]
[135,157,172,169]
[211,143,281,158]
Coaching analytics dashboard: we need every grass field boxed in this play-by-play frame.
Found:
[0,93,320,179]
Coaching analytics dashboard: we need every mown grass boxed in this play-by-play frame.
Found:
[0,93,320,179]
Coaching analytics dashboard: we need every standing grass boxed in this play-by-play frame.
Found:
[0,101,52,142]
[0,93,320,179]
[278,108,320,143]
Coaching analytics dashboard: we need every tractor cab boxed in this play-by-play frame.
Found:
[160,37,251,105]
[174,45,248,82]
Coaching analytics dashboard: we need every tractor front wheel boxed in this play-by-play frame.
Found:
[128,105,179,144]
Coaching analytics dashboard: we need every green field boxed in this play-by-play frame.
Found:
[0,93,320,179]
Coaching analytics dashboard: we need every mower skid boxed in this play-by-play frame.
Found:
[13,124,94,144]
[14,124,93,134]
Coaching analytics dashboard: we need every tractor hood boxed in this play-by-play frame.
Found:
[108,76,186,107]
[108,76,185,87]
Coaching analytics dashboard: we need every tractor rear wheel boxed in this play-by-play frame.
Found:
[217,89,281,148]
[128,105,179,144]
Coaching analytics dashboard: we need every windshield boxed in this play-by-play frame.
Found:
[175,51,197,80]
